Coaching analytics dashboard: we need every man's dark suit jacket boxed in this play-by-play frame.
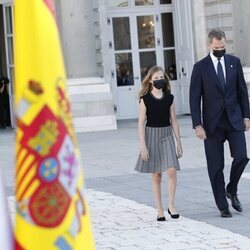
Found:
[189,54,250,135]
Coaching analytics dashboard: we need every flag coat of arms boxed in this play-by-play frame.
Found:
[14,0,95,249]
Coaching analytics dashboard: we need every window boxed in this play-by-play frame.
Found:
[160,0,172,4]
[135,0,154,6]
[107,0,129,7]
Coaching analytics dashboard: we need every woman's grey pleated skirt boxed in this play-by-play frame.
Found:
[135,126,180,173]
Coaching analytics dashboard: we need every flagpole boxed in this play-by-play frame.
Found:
[0,167,13,250]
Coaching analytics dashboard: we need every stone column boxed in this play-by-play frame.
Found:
[232,0,250,66]
[56,0,98,78]
[190,0,207,61]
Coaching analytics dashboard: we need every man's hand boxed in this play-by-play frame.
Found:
[244,119,250,131]
[195,125,207,140]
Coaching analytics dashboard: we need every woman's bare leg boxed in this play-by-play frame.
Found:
[167,167,177,214]
[152,173,164,217]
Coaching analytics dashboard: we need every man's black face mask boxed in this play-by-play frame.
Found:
[213,48,226,58]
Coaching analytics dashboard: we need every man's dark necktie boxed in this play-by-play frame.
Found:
[217,58,225,89]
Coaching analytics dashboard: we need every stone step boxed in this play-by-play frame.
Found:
[68,83,110,95]
[67,77,105,85]
[71,100,113,117]
[67,77,117,132]
[73,115,117,133]
[69,92,112,103]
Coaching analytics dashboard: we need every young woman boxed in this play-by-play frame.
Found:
[135,65,183,221]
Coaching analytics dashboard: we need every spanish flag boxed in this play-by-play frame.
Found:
[14,1,95,249]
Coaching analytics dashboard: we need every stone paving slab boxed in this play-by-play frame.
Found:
[86,169,250,238]
[8,189,250,249]
[87,189,250,250]
[2,116,250,249]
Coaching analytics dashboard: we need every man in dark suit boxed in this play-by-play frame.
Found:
[189,29,250,217]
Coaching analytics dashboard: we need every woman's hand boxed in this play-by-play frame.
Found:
[176,143,183,158]
[140,146,149,161]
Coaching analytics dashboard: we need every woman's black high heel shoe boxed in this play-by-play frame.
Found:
[168,208,179,219]
[157,215,166,221]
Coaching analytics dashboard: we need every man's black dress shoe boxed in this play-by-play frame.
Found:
[157,216,166,221]
[226,192,242,212]
[168,208,180,219]
[220,208,232,218]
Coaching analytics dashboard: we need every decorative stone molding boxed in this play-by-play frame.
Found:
[92,1,104,77]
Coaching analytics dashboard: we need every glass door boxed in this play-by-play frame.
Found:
[112,15,139,119]
[105,0,194,117]
[109,8,178,118]
[111,13,160,119]
[161,12,177,81]
[2,4,14,126]
[136,14,157,80]
[3,4,14,85]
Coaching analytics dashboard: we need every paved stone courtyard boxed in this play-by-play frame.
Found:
[2,116,250,249]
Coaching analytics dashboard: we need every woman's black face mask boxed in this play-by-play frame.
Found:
[153,79,165,89]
